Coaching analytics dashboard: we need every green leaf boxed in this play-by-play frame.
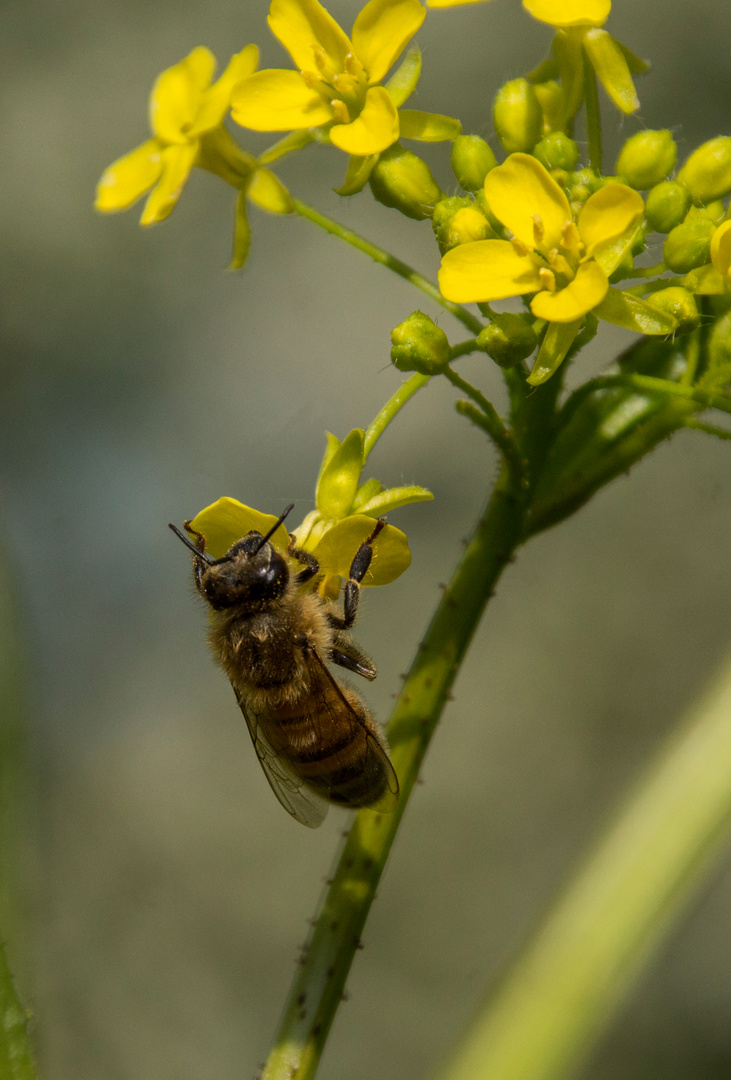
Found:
[398,110,462,143]
[593,288,677,334]
[356,485,434,516]
[315,428,365,519]
[584,29,639,114]
[385,45,422,108]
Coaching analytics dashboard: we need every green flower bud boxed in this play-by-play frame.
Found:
[678,137,731,204]
[450,135,498,192]
[369,144,445,220]
[533,132,580,172]
[615,129,677,190]
[645,287,699,334]
[493,79,542,154]
[391,311,451,375]
[477,314,538,368]
[663,211,715,273]
[700,199,725,222]
[433,196,493,253]
[645,180,692,233]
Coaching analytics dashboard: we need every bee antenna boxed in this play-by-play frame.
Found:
[168,523,215,564]
[253,503,295,554]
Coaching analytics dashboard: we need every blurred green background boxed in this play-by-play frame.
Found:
[3,1,731,1077]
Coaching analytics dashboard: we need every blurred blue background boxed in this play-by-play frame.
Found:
[3,1,731,1077]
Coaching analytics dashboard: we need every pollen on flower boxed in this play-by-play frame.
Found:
[331,100,350,125]
[548,251,573,278]
[511,236,531,257]
[539,267,557,291]
[561,221,583,255]
[532,215,545,244]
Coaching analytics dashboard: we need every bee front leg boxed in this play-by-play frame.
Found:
[182,521,208,593]
[288,536,321,585]
[328,519,386,632]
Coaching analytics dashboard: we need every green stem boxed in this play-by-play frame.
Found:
[259,131,315,165]
[363,372,430,460]
[0,939,35,1080]
[261,465,529,1080]
[291,199,484,336]
[583,51,602,174]
[438,654,731,1080]
[685,417,731,440]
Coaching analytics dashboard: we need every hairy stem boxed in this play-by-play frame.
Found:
[583,51,602,173]
[292,199,484,336]
[364,373,430,460]
[261,464,529,1080]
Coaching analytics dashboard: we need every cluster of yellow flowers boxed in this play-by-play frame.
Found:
[97,0,731,579]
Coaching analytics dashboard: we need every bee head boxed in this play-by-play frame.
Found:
[200,534,289,610]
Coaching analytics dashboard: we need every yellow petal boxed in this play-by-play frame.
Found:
[95,139,164,212]
[710,220,731,277]
[351,0,425,84]
[247,167,293,213]
[189,44,260,136]
[578,183,644,258]
[268,0,351,76]
[313,517,410,587]
[522,0,610,27]
[231,69,332,130]
[330,86,399,155]
[188,497,291,560]
[150,46,216,144]
[484,153,571,249]
[139,142,198,225]
[439,240,542,302]
[530,259,608,321]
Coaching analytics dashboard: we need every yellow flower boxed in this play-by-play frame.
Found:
[522,0,610,28]
[439,154,676,383]
[231,0,437,158]
[95,45,261,225]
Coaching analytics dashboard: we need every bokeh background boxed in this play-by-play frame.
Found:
[3,1,731,1077]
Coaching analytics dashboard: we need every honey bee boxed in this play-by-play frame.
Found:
[169,505,399,827]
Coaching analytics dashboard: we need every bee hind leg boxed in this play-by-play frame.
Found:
[330,634,377,680]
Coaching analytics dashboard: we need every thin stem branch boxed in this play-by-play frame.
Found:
[583,52,602,174]
[261,466,529,1080]
[363,373,430,460]
[576,373,731,416]
[441,367,527,486]
[291,199,484,336]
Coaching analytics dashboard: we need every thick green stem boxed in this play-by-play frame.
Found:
[580,373,731,417]
[291,199,484,336]
[438,655,731,1080]
[261,465,529,1080]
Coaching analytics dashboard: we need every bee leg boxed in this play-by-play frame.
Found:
[328,519,386,632]
[288,537,320,585]
[331,636,377,681]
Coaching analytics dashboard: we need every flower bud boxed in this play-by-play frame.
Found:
[663,210,715,273]
[369,144,444,220]
[450,135,498,192]
[493,79,542,154]
[645,180,691,233]
[433,196,493,253]
[477,314,538,368]
[678,137,731,204]
[533,132,580,172]
[615,129,677,190]
[645,287,699,334]
[391,311,450,375]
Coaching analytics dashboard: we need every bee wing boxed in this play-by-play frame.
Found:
[307,648,400,813]
[234,689,330,829]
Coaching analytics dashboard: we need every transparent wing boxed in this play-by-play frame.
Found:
[234,688,330,829]
[306,648,400,812]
